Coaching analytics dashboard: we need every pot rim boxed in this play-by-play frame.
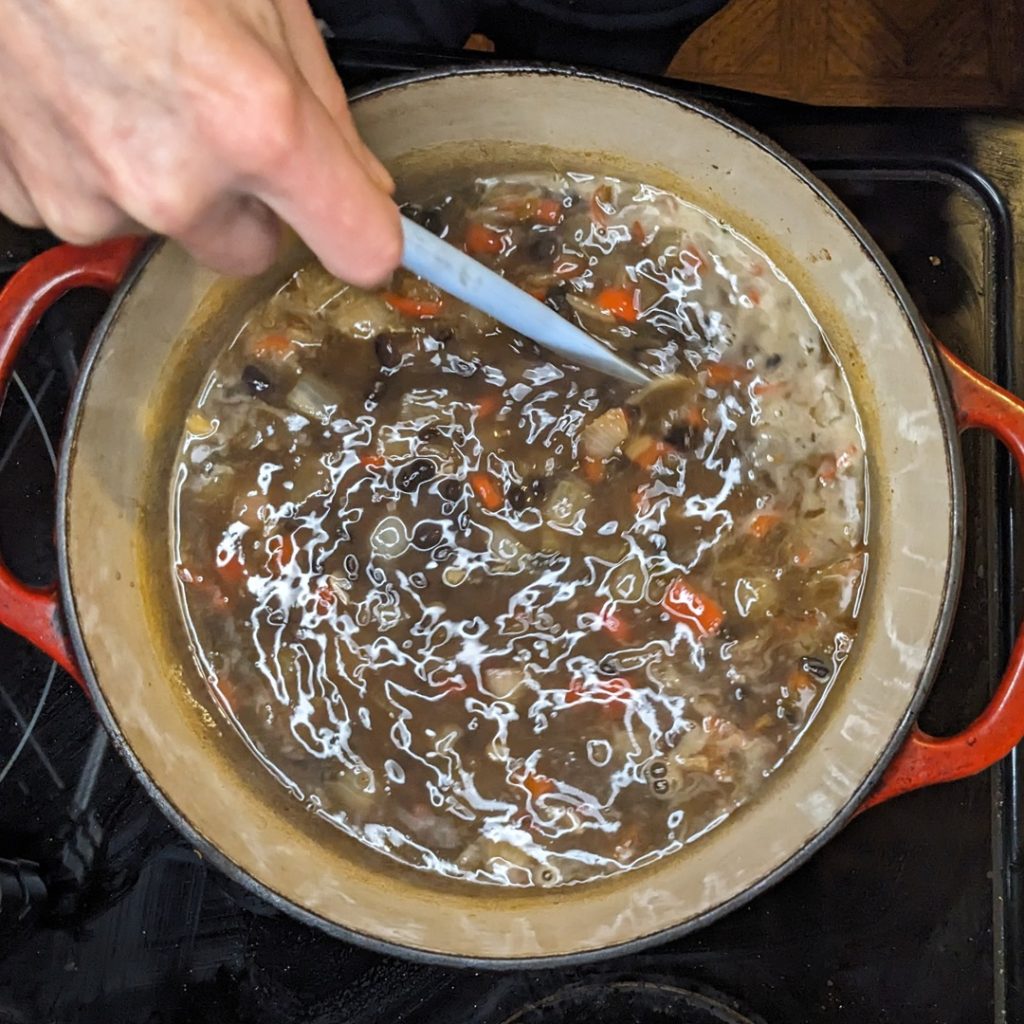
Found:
[54,62,965,968]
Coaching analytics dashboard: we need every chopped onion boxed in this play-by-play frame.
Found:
[369,516,410,561]
[581,406,629,460]
[483,666,526,699]
[566,293,615,324]
[285,372,343,420]
[543,475,592,532]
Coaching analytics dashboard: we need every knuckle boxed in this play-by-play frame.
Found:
[217,69,302,176]
[33,192,118,245]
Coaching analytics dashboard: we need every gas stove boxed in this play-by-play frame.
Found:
[1,48,1023,1024]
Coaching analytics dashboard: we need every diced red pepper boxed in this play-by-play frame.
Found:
[475,393,503,419]
[629,439,672,471]
[469,471,503,511]
[581,455,605,484]
[705,361,749,388]
[360,453,385,468]
[464,221,504,256]
[598,604,632,643]
[522,773,555,800]
[270,533,296,572]
[596,286,639,323]
[215,549,246,587]
[315,580,337,615]
[749,512,782,539]
[381,292,444,318]
[589,184,612,228]
[249,332,295,363]
[662,576,725,637]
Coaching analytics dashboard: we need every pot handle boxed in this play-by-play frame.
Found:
[0,237,144,689]
[863,344,1024,809]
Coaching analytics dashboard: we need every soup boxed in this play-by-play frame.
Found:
[170,172,867,888]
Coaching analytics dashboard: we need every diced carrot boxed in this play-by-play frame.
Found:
[630,219,647,245]
[598,605,632,643]
[598,677,634,718]
[270,533,295,572]
[215,676,238,712]
[495,195,564,225]
[706,361,747,388]
[381,292,444,318]
[581,455,605,484]
[596,286,639,323]
[629,438,672,471]
[792,545,813,567]
[749,512,783,539]
[360,453,385,468]
[753,380,786,397]
[469,471,503,511]
[315,580,337,615]
[525,286,548,301]
[531,198,563,225]
[522,773,555,800]
[475,394,503,419]
[787,669,817,695]
[817,455,838,483]
[249,333,295,363]
[436,678,468,698]
[743,286,761,306]
[685,406,705,429]
[590,184,612,228]
[662,576,725,637]
[464,221,504,256]
[215,549,246,587]
[681,245,704,270]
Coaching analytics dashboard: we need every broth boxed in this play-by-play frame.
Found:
[170,172,867,887]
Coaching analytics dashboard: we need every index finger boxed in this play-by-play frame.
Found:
[253,85,401,290]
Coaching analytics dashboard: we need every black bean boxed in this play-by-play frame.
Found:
[242,364,273,396]
[374,333,401,369]
[665,424,692,450]
[647,760,668,780]
[766,353,782,368]
[396,458,435,492]
[439,478,463,502]
[421,208,444,236]
[409,571,427,589]
[434,327,455,345]
[433,545,453,563]
[365,379,387,407]
[546,290,572,316]
[412,522,443,549]
[598,653,624,676]
[508,485,529,512]
[418,425,440,442]
[528,477,546,500]
[528,232,560,262]
[401,202,444,236]
[801,656,832,680]
[652,778,670,795]
[782,705,802,725]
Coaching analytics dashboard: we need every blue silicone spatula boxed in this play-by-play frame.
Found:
[401,216,651,388]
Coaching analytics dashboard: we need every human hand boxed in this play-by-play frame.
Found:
[0,0,401,286]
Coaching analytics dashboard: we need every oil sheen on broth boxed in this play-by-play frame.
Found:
[171,172,867,888]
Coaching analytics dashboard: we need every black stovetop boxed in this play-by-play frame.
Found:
[1,49,1023,1024]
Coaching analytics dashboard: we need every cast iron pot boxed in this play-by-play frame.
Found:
[2,67,1024,966]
